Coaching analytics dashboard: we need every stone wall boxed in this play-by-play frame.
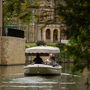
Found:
[0,36,25,65]
[0,0,2,63]
[0,0,2,29]
[0,37,1,64]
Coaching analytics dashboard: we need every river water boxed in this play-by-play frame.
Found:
[0,63,90,90]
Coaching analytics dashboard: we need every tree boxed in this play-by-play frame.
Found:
[3,0,24,26]
[57,0,90,73]
[3,0,39,26]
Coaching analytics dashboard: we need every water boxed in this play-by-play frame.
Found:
[0,64,90,90]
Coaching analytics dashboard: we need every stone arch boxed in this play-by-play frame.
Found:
[53,29,58,42]
[46,29,51,40]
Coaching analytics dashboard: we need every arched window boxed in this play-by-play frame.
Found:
[53,29,58,42]
[46,29,50,40]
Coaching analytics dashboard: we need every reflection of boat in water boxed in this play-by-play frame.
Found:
[24,46,62,76]
[24,64,62,76]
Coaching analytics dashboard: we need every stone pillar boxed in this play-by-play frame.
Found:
[0,37,25,65]
[51,29,53,42]
[43,30,46,41]
[37,25,41,41]
[58,29,60,42]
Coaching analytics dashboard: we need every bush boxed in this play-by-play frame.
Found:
[36,41,46,46]
[56,42,65,49]
[25,43,36,48]
[46,43,56,47]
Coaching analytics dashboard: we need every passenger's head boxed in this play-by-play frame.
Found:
[51,56,55,60]
[49,53,53,59]
[36,53,40,58]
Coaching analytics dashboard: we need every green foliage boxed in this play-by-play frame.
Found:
[3,0,24,17]
[25,43,36,48]
[3,0,39,26]
[25,42,57,48]
[56,42,65,50]
[3,0,25,26]
[36,41,46,46]
[57,0,90,73]
[56,42,70,61]
[46,43,56,47]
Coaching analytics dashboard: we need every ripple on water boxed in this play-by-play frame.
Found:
[0,76,59,89]
[8,77,58,84]
[0,73,80,90]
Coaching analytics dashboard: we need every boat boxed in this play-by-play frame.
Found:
[24,64,62,76]
[24,46,62,76]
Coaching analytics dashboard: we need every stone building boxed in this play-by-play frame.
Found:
[24,0,66,43]
[0,0,25,65]
[2,0,66,43]
[0,0,2,64]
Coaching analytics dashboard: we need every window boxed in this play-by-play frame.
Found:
[53,29,58,42]
[46,29,50,40]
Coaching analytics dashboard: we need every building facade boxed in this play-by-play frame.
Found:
[3,0,66,43]
[24,0,66,43]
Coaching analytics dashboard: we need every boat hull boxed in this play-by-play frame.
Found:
[24,64,62,76]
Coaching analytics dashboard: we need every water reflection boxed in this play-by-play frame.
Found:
[0,66,24,79]
[0,76,61,90]
[0,64,90,90]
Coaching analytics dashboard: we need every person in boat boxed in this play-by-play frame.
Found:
[44,58,51,65]
[44,53,53,65]
[33,53,43,64]
[50,56,57,66]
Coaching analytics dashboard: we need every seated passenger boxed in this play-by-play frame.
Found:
[44,59,51,65]
[51,56,57,66]
[33,53,43,64]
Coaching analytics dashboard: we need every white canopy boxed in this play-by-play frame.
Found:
[25,46,60,54]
